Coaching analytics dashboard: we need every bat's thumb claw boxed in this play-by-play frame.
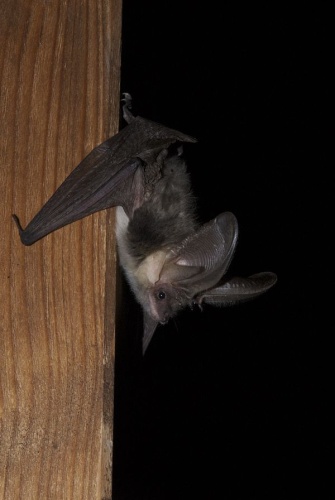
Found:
[12,214,32,246]
[12,214,24,233]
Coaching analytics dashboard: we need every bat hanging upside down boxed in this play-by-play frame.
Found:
[13,93,277,353]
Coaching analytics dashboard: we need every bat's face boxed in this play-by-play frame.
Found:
[147,281,191,325]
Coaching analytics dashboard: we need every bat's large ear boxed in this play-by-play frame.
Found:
[161,212,239,295]
[142,311,159,354]
[196,272,277,306]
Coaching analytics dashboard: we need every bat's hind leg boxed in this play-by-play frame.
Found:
[121,92,135,123]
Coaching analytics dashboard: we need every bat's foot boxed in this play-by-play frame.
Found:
[121,92,135,124]
[121,92,132,108]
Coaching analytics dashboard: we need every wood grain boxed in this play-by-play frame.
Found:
[0,1,122,498]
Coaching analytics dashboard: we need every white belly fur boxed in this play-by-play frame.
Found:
[115,206,167,292]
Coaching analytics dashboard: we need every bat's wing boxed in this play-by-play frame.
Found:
[196,272,277,306]
[13,115,197,246]
[13,154,143,245]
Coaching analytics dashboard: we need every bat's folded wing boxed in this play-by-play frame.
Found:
[12,115,197,246]
[12,151,142,245]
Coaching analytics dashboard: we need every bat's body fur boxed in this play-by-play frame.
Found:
[125,152,198,261]
[115,150,198,323]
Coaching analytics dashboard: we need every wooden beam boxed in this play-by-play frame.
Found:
[0,1,122,498]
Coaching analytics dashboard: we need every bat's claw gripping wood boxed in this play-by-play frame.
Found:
[121,92,135,124]
[12,214,28,244]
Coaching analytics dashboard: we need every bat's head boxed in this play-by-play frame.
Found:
[133,212,276,354]
[139,212,240,326]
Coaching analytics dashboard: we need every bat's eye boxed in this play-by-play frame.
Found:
[157,291,166,300]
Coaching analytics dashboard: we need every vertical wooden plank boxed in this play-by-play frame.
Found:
[0,1,122,498]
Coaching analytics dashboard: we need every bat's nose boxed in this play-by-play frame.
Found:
[160,314,169,325]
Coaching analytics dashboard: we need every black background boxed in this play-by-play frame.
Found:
[112,3,332,499]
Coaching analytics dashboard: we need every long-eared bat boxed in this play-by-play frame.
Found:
[13,93,277,353]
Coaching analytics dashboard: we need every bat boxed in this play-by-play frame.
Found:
[13,93,277,353]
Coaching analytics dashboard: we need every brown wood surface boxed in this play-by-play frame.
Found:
[0,1,122,498]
